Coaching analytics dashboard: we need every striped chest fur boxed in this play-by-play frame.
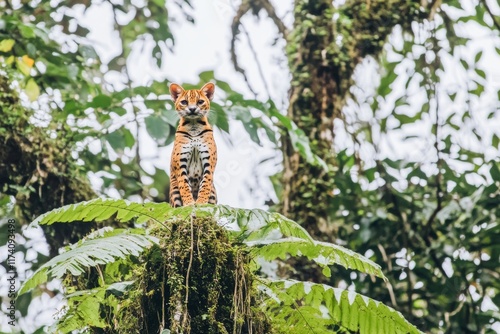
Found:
[168,83,218,207]
[180,132,212,200]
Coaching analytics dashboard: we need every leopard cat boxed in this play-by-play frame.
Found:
[168,82,217,207]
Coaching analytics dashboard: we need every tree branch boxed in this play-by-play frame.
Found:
[423,29,443,237]
[231,0,257,97]
[231,0,288,98]
[240,22,271,99]
[111,4,146,198]
[481,0,500,31]
[258,0,288,39]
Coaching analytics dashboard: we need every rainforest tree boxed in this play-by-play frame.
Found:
[231,1,499,332]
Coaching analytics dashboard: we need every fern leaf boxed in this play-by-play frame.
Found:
[19,231,156,295]
[249,238,386,280]
[56,286,108,332]
[30,198,175,227]
[261,279,423,334]
[199,205,312,242]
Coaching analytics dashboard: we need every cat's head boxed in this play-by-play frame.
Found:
[169,83,215,119]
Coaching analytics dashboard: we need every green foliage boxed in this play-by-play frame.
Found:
[250,239,386,280]
[3,0,499,333]
[30,198,175,226]
[263,280,422,334]
[199,204,313,241]
[326,2,500,331]
[56,286,109,332]
[200,71,327,169]
[18,199,420,333]
[19,229,156,295]
[202,205,386,279]
[270,0,500,332]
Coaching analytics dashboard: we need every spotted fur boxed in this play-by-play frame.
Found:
[169,83,217,207]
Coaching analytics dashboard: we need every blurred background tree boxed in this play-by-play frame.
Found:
[0,0,499,333]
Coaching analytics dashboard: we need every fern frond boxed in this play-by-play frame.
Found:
[19,230,156,295]
[261,279,423,334]
[248,238,386,280]
[56,286,108,332]
[198,205,313,242]
[30,198,176,227]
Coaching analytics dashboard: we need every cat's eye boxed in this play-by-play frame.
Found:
[180,100,188,106]
[197,100,204,105]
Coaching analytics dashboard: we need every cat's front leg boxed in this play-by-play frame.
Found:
[195,138,217,204]
[172,141,195,206]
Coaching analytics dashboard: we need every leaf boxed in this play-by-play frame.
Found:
[475,69,486,80]
[460,59,469,70]
[18,24,35,38]
[474,51,483,63]
[378,71,398,97]
[24,78,40,101]
[470,80,484,96]
[197,205,313,242]
[22,55,35,68]
[266,106,328,170]
[145,114,170,144]
[26,43,37,58]
[228,96,326,169]
[79,45,98,59]
[5,55,14,65]
[57,287,108,331]
[394,112,420,126]
[262,280,424,334]
[0,39,15,52]
[29,198,175,227]
[19,231,156,295]
[492,134,499,148]
[106,130,126,152]
[446,0,461,9]
[91,94,112,109]
[106,281,135,297]
[249,238,387,280]
[198,70,215,83]
[160,107,179,127]
[110,107,127,116]
[490,163,500,181]
[16,58,32,76]
[209,102,229,133]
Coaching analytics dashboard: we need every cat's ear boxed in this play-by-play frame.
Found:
[201,82,215,101]
[169,83,184,101]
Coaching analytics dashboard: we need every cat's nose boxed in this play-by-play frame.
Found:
[188,107,197,113]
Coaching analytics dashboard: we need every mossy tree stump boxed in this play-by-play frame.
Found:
[75,214,270,334]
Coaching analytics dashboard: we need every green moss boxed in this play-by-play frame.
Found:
[282,0,427,245]
[63,213,272,333]
[0,74,96,255]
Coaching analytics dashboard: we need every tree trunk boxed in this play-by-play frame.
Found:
[281,0,427,280]
[282,0,425,238]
